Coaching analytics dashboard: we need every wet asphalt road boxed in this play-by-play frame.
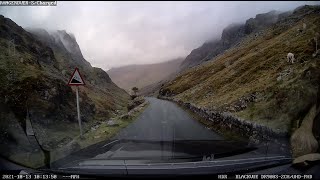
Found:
[53,97,288,169]
[81,97,226,161]
[112,97,223,141]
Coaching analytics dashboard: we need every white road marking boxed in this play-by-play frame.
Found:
[102,139,119,148]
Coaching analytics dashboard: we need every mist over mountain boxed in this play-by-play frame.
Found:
[108,58,184,92]
[0,1,317,70]
[180,10,284,70]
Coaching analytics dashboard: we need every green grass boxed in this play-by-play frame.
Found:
[9,152,45,169]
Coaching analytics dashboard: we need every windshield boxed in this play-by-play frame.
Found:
[0,1,320,177]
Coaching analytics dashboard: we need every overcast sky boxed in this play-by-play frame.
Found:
[0,1,318,70]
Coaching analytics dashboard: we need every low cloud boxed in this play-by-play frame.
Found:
[0,1,319,70]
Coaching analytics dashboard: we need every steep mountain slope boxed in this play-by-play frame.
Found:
[160,5,320,137]
[108,58,184,92]
[0,15,129,167]
[180,10,283,71]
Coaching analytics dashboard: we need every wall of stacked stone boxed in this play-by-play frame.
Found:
[159,96,289,143]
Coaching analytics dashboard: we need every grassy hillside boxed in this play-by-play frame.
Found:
[160,6,320,135]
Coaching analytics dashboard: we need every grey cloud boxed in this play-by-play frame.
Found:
[0,1,319,70]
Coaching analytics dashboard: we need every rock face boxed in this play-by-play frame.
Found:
[244,10,279,34]
[27,28,91,70]
[221,23,246,48]
[179,10,282,71]
[54,30,84,60]
[180,40,222,70]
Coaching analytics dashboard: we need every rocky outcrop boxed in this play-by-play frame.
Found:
[54,30,84,60]
[180,40,221,70]
[244,10,279,34]
[28,28,91,69]
[221,23,247,48]
[179,10,281,71]
[224,92,259,112]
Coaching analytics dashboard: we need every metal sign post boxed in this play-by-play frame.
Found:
[76,86,83,137]
[67,68,85,138]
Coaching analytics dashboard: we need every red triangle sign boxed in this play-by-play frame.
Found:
[68,68,85,86]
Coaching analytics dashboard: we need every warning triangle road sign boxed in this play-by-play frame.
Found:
[68,68,85,86]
